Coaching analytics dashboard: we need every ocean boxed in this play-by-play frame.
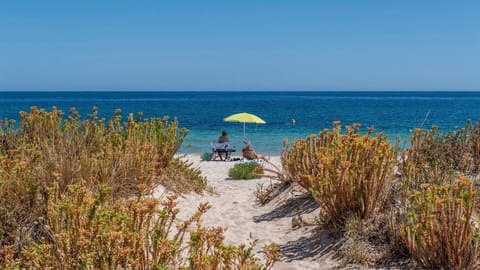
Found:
[1,91,480,155]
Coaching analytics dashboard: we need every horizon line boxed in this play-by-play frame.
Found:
[1,89,480,92]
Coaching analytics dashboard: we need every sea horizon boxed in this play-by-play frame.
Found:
[2,90,480,155]
[1,89,479,92]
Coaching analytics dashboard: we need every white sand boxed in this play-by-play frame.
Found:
[156,154,340,269]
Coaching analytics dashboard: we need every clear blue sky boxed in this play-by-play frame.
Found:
[0,1,478,91]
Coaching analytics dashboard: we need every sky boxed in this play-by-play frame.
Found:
[0,0,478,91]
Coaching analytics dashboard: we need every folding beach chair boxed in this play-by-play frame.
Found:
[210,141,236,161]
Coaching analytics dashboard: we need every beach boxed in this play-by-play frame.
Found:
[2,0,477,267]
[157,154,338,269]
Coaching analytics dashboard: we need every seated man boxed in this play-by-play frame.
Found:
[242,141,270,161]
[218,130,230,143]
[210,138,235,161]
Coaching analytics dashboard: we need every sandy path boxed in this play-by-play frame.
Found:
[162,154,339,270]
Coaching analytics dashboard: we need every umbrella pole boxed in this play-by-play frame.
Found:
[243,122,246,138]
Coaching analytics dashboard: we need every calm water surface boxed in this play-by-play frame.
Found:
[1,91,479,155]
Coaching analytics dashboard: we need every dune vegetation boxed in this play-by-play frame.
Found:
[0,107,279,269]
[272,120,480,269]
[3,106,480,269]
[228,162,263,180]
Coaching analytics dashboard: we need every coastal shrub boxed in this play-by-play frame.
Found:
[282,122,396,227]
[8,106,190,196]
[160,157,208,194]
[399,121,480,189]
[0,107,196,248]
[228,162,263,180]
[259,146,292,184]
[0,107,279,269]
[3,188,279,269]
[338,215,372,267]
[0,118,16,154]
[399,175,479,269]
[251,146,294,205]
[393,122,480,268]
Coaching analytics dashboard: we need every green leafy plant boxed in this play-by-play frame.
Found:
[228,162,263,180]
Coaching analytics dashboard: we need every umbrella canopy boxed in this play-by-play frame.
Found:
[223,112,266,138]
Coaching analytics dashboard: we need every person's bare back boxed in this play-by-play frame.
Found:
[218,130,229,143]
[242,141,269,161]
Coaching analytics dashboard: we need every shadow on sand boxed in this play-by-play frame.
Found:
[281,228,337,261]
[253,194,319,222]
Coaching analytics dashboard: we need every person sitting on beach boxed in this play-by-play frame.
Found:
[218,130,230,143]
[242,141,270,161]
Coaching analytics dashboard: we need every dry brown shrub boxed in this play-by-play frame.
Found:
[399,121,480,189]
[0,107,278,269]
[282,122,397,227]
[398,175,479,269]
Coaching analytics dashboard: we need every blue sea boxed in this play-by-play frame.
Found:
[1,91,480,155]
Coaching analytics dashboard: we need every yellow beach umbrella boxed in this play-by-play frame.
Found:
[223,112,266,138]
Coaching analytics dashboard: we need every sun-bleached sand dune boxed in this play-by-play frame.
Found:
[164,154,340,270]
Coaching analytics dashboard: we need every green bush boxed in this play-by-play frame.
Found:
[228,162,263,180]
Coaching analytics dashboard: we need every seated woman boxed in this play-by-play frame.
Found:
[218,130,230,143]
[242,141,270,161]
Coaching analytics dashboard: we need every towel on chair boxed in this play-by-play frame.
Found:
[211,141,230,150]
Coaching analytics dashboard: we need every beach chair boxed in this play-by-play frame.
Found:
[210,141,236,161]
[240,158,265,164]
[240,149,265,164]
